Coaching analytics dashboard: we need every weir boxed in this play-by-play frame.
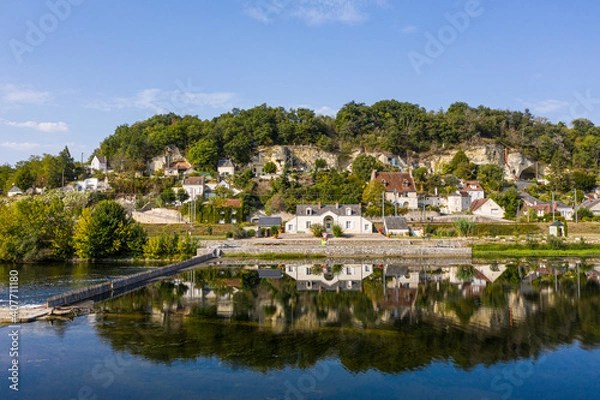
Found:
[46,251,217,307]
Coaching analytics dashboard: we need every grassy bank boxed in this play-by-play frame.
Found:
[221,252,327,260]
[472,243,600,258]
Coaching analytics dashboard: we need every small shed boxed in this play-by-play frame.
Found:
[7,185,23,197]
[258,269,283,279]
[258,217,282,228]
[549,221,565,237]
[383,216,410,236]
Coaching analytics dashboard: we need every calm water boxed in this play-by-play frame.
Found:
[1,260,600,399]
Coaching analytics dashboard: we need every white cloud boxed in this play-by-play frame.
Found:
[519,98,570,114]
[402,24,417,34]
[4,120,69,133]
[0,142,44,151]
[0,84,52,105]
[315,106,337,116]
[88,87,237,113]
[245,0,387,25]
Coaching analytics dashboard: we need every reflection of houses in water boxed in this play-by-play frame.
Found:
[176,279,240,318]
[284,264,373,291]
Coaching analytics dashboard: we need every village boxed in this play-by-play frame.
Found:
[4,143,596,241]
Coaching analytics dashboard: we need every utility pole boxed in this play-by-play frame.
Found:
[574,188,578,224]
[382,190,385,221]
[552,191,555,222]
[394,189,398,217]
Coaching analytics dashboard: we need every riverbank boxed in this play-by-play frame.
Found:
[472,243,600,258]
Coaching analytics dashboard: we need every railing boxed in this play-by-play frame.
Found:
[47,252,216,307]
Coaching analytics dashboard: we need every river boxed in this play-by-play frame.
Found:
[1,259,600,399]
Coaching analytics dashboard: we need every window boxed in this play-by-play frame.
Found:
[345,221,352,229]
[306,208,312,215]
[287,266,294,273]
[306,267,312,275]
[365,224,369,232]
[346,208,352,216]
[306,221,311,229]
[365,265,371,272]
[346,267,354,275]
[288,224,294,231]
[491,209,498,215]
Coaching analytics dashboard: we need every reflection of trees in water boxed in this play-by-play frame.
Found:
[93,265,600,374]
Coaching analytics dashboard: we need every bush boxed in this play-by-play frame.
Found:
[225,232,233,239]
[271,225,281,235]
[309,223,325,237]
[246,229,256,237]
[332,224,344,237]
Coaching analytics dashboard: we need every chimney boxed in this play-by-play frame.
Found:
[335,202,339,209]
[358,202,362,209]
[318,201,321,209]
[371,170,377,181]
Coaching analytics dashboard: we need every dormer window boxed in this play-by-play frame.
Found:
[306,208,312,215]
[346,208,352,216]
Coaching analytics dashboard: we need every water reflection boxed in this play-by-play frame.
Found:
[94,261,600,373]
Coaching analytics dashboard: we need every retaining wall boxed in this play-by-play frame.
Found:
[47,252,215,307]
[216,245,471,258]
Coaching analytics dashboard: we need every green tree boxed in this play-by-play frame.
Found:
[454,218,475,237]
[263,161,277,174]
[187,138,219,170]
[314,158,327,171]
[160,187,176,204]
[74,200,144,259]
[352,155,381,182]
[477,164,505,193]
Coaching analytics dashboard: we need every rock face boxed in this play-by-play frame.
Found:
[255,145,339,171]
[420,144,538,180]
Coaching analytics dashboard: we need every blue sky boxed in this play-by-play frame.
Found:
[1,0,600,165]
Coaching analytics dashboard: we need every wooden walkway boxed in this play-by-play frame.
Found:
[46,252,216,308]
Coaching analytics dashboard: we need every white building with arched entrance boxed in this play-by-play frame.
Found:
[285,203,373,234]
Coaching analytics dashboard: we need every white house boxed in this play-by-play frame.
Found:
[182,176,204,199]
[284,264,373,291]
[460,180,485,203]
[90,155,108,172]
[370,170,419,209]
[7,185,22,197]
[383,216,410,236]
[470,198,505,219]
[580,199,600,216]
[445,191,470,213]
[285,203,373,234]
[217,159,235,176]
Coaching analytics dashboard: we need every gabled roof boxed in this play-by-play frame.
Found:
[550,221,564,227]
[581,199,600,210]
[470,198,490,212]
[296,204,362,217]
[462,180,484,192]
[94,155,107,163]
[217,159,235,168]
[448,191,469,198]
[8,185,22,193]
[183,176,204,186]
[222,199,242,208]
[384,216,409,230]
[371,171,416,194]
[258,216,282,227]
[519,192,541,206]
[258,269,283,279]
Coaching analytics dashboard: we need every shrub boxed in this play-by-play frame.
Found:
[246,229,256,237]
[310,223,325,237]
[332,224,344,237]
[225,232,233,239]
[271,225,281,235]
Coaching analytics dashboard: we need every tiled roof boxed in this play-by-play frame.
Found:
[258,217,282,227]
[384,216,409,230]
[296,204,362,216]
[222,199,242,208]
[183,176,204,186]
[470,198,489,212]
[371,171,416,194]
[462,180,483,192]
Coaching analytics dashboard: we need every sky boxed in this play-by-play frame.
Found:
[1,0,600,165]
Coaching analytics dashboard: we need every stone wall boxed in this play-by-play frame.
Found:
[215,244,471,258]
